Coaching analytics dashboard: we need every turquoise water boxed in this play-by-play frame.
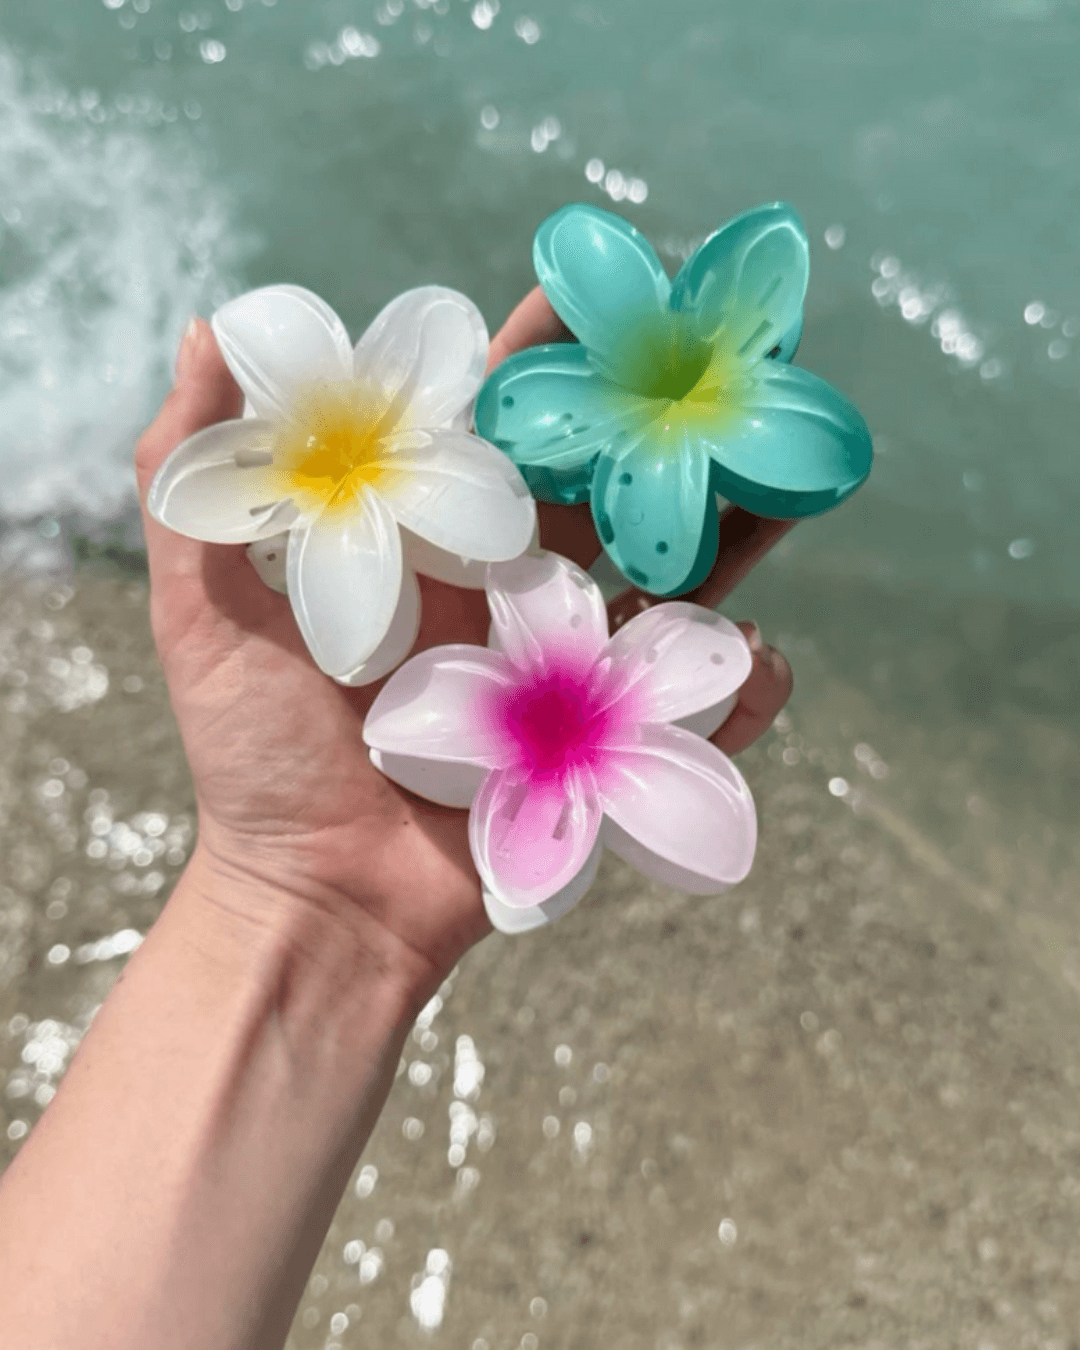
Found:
[2,0,1079,605]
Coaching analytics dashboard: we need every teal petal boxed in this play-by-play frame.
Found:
[590,426,718,596]
[474,343,656,505]
[533,204,671,379]
[705,363,873,519]
[671,202,810,366]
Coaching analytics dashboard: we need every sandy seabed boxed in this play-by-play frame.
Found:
[1,559,1079,1350]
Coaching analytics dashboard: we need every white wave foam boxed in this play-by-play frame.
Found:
[0,48,251,527]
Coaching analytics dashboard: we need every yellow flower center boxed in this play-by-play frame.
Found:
[270,382,405,514]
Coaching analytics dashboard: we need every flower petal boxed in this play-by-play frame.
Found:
[379,429,536,561]
[596,602,752,723]
[590,424,718,596]
[246,531,290,593]
[598,723,756,887]
[706,363,873,518]
[481,833,603,934]
[368,748,487,810]
[363,644,515,766]
[670,203,809,366]
[212,285,353,421]
[400,526,489,589]
[534,204,670,375]
[674,692,738,741]
[147,419,298,544]
[470,763,602,908]
[336,565,421,686]
[474,342,657,504]
[353,286,488,429]
[486,551,609,674]
[601,817,736,896]
[285,486,402,679]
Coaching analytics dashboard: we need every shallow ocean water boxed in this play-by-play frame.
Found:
[1,0,1079,1346]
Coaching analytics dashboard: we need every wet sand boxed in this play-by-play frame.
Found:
[2,559,1079,1349]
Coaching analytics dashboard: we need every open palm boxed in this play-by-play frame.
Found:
[135,289,793,977]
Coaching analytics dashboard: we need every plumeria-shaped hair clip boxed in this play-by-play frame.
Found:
[475,202,873,597]
[148,285,536,684]
[364,551,757,934]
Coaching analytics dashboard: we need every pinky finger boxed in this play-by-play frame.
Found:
[711,623,793,756]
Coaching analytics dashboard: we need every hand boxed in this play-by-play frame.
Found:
[134,291,793,983]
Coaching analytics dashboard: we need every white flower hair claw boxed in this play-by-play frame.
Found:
[148,285,537,684]
[363,550,758,934]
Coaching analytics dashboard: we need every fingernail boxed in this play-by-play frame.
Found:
[175,317,201,386]
[743,621,764,654]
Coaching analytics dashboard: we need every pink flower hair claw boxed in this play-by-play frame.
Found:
[363,551,758,933]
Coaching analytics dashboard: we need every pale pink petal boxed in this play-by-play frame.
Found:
[147,419,296,544]
[481,834,603,933]
[352,286,488,429]
[363,644,515,766]
[286,486,401,680]
[598,723,756,886]
[594,602,752,723]
[600,818,736,896]
[470,763,602,908]
[486,551,608,675]
[673,692,738,741]
[212,285,353,422]
[367,749,486,810]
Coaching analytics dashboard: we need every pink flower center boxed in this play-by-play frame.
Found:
[492,663,619,782]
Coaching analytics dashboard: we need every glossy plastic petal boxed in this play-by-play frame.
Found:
[470,763,602,908]
[474,342,657,505]
[245,531,290,593]
[285,485,402,680]
[674,691,738,741]
[598,723,756,886]
[353,286,489,429]
[363,644,515,766]
[400,526,489,590]
[706,363,873,518]
[481,833,603,933]
[534,204,670,374]
[596,602,752,723]
[601,816,735,896]
[486,551,609,674]
[368,748,486,810]
[378,429,536,561]
[212,285,354,422]
[670,203,809,365]
[336,565,422,686]
[147,419,296,544]
[590,424,718,596]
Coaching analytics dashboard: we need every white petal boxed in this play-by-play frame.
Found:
[401,526,491,590]
[601,817,735,896]
[598,723,756,887]
[595,602,752,723]
[482,834,603,934]
[368,748,486,809]
[363,644,514,765]
[485,550,609,675]
[245,531,290,593]
[336,565,421,686]
[286,486,402,679]
[353,286,488,429]
[147,419,296,544]
[379,429,535,562]
[212,285,353,422]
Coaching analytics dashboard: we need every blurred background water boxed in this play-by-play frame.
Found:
[2,2,1080,1347]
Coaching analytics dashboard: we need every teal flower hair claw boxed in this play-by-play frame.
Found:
[475,202,873,596]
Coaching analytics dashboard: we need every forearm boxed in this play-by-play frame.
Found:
[0,845,435,1350]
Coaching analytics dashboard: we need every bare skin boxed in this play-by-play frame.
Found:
[0,288,793,1350]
